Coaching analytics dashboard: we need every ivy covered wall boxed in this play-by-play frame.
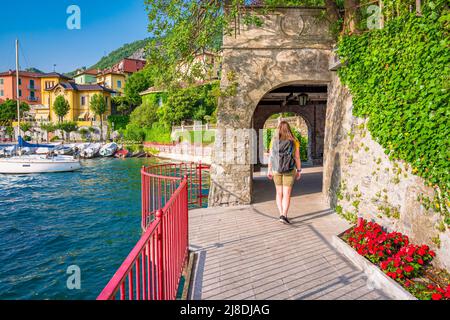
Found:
[337,1,449,224]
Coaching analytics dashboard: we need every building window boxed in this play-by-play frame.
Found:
[19,89,22,97]
[18,78,22,86]
[0,90,3,96]
[30,91,35,99]
[0,78,3,85]
[30,79,35,89]
[117,80,122,88]
[81,96,86,106]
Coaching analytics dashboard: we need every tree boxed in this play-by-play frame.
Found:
[53,95,70,123]
[57,122,78,142]
[19,123,32,134]
[124,69,153,107]
[90,94,108,141]
[78,128,89,141]
[145,0,360,88]
[40,123,57,142]
[0,99,30,121]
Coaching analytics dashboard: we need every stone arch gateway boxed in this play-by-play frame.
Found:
[209,7,334,207]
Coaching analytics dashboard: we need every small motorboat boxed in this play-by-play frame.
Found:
[100,142,118,157]
[114,148,130,159]
[0,154,81,174]
[80,143,101,159]
[54,145,74,155]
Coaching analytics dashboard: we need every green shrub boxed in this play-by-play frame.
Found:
[123,124,145,142]
[107,115,130,130]
[144,123,172,144]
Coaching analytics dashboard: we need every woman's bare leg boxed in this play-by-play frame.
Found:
[281,186,293,217]
[276,185,284,216]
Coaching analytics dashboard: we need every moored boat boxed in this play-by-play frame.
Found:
[114,148,130,159]
[80,143,101,159]
[54,145,74,155]
[99,142,118,157]
[0,154,81,174]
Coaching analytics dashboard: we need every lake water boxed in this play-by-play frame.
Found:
[0,158,161,300]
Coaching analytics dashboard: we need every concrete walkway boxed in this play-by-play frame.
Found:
[189,167,390,300]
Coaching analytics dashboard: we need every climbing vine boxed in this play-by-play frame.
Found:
[337,1,450,223]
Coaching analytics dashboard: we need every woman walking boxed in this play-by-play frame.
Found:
[267,121,302,224]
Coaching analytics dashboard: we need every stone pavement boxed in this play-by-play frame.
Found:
[188,166,390,300]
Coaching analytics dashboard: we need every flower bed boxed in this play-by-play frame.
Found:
[342,220,450,300]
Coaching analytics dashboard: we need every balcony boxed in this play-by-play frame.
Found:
[27,96,39,102]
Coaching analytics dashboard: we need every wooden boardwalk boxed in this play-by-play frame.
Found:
[188,167,390,300]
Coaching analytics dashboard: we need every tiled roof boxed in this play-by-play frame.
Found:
[50,81,116,93]
[43,72,72,80]
[0,70,44,78]
[75,69,99,76]
[0,70,73,80]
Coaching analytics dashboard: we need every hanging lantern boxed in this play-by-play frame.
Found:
[298,93,309,106]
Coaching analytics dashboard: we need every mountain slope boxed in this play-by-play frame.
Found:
[66,38,149,77]
[90,38,149,70]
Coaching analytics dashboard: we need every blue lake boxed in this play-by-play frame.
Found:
[0,158,160,300]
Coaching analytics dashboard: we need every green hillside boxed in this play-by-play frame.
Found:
[66,38,149,77]
[90,38,149,70]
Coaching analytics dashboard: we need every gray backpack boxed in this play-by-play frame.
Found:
[271,139,295,173]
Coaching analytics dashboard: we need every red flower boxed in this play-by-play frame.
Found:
[427,284,435,290]
[417,259,424,265]
[396,268,403,275]
[404,265,414,273]
[431,293,442,300]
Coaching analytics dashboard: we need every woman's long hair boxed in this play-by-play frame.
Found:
[276,121,295,141]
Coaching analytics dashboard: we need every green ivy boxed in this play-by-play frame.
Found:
[337,3,450,204]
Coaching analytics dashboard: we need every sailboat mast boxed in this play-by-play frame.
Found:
[15,39,20,137]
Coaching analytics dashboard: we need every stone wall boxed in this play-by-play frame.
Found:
[323,73,450,270]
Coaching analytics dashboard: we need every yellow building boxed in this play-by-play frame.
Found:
[38,73,73,121]
[44,81,115,124]
[96,71,127,95]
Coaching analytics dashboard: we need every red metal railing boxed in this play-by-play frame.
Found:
[141,162,210,230]
[97,162,209,300]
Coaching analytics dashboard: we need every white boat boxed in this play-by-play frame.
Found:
[35,147,54,155]
[0,155,81,174]
[99,142,118,157]
[54,145,74,155]
[80,143,101,159]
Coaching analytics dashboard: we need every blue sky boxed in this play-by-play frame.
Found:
[0,0,150,73]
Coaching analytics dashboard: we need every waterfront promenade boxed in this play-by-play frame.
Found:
[188,167,390,300]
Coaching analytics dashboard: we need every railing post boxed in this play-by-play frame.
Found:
[141,166,146,230]
[156,210,164,300]
[198,161,202,207]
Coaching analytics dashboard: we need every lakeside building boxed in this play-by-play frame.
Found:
[0,70,44,105]
[96,71,127,96]
[44,82,115,124]
[74,69,99,85]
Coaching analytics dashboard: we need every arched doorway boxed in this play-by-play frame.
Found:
[208,7,333,207]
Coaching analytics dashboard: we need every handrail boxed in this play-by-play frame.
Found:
[98,161,209,300]
[97,177,188,300]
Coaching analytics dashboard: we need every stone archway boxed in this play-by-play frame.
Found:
[209,7,333,207]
